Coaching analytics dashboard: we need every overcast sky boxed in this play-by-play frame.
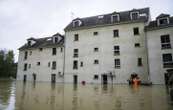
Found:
[0,0,173,62]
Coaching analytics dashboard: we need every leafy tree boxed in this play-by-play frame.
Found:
[0,50,5,77]
[0,49,17,78]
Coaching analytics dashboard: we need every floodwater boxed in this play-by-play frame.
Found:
[0,81,173,110]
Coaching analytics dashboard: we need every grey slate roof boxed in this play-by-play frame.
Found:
[19,33,64,50]
[145,16,173,31]
[64,7,150,31]
[156,13,170,19]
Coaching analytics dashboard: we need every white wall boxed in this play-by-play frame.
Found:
[146,27,173,84]
[17,46,64,82]
[65,22,149,84]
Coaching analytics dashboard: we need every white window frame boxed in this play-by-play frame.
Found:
[111,14,120,22]
[114,45,120,55]
[53,36,58,43]
[157,17,170,26]
[73,20,82,27]
[130,11,139,20]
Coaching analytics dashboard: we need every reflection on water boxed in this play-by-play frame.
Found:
[0,81,173,110]
[0,80,15,110]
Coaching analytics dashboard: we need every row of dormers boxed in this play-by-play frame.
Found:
[71,10,148,27]
[26,33,63,46]
[70,8,171,30]
[72,13,171,28]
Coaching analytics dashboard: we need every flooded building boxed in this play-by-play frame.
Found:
[17,8,173,84]
[17,33,64,83]
[145,14,173,84]
[64,7,150,84]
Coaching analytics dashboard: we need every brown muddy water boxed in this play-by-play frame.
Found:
[0,80,173,110]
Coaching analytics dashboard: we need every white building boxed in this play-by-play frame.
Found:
[17,8,173,84]
[145,14,173,84]
[64,8,150,84]
[17,33,65,83]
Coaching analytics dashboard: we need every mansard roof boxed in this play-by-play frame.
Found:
[64,7,150,31]
[156,13,170,19]
[145,16,173,31]
[19,33,64,50]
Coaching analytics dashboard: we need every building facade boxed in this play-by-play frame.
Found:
[145,14,173,84]
[17,33,65,83]
[17,8,173,84]
[64,8,150,84]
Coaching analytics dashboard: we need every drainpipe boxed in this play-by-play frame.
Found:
[62,34,66,84]
[144,24,151,84]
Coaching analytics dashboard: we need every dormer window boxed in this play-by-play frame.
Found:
[157,18,169,26]
[73,20,82,27]
[53,37,58,43]
[27,38,36,46]
[111,14,120,23]
[130,12,139,20]
[28,41,31,46]
[156,14,170,26]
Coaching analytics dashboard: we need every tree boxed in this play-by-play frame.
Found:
[0,49,17,78]
[0,50,5,77]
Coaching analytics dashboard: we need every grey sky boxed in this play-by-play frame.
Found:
[0,0,173,62]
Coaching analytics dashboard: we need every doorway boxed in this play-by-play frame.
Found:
[33,73,36,82]
[102,74,108,84]
[73,75,78,84]
[23,75,27,82]
[51,74,56,83]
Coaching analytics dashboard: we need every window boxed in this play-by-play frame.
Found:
[160,35,171,49]
[133,27,139,35]
[159,18,168,25]
[94,75,99,80]
[74,21,79,26]
[73,49,78,58]
[94,59,99,64]
[94,47,99,52]
[60,47,63,52]
[48,62,50,67]
[39,48,43,51]
[24,63,27,71]
[37,62,40,66]
[162,54,172,62]
[73,20,81,27]
[135,43,140,47]
[28,41,31,46]
[24,51,28,60]
[114,59,120,68]
[52,61,56,70]
[52,48,56,55]
[113,30,119,37]
[138,58,142,66]
[162,54,173,68]
[80,62,83,67]
[131,12,139,20]
[28,64,31,69]
[74,34,79,41]
[114,46,120,55]
[54,37,58,43]
[73,60,78,69]
[93,32,98,36]
[111,14,120,22]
